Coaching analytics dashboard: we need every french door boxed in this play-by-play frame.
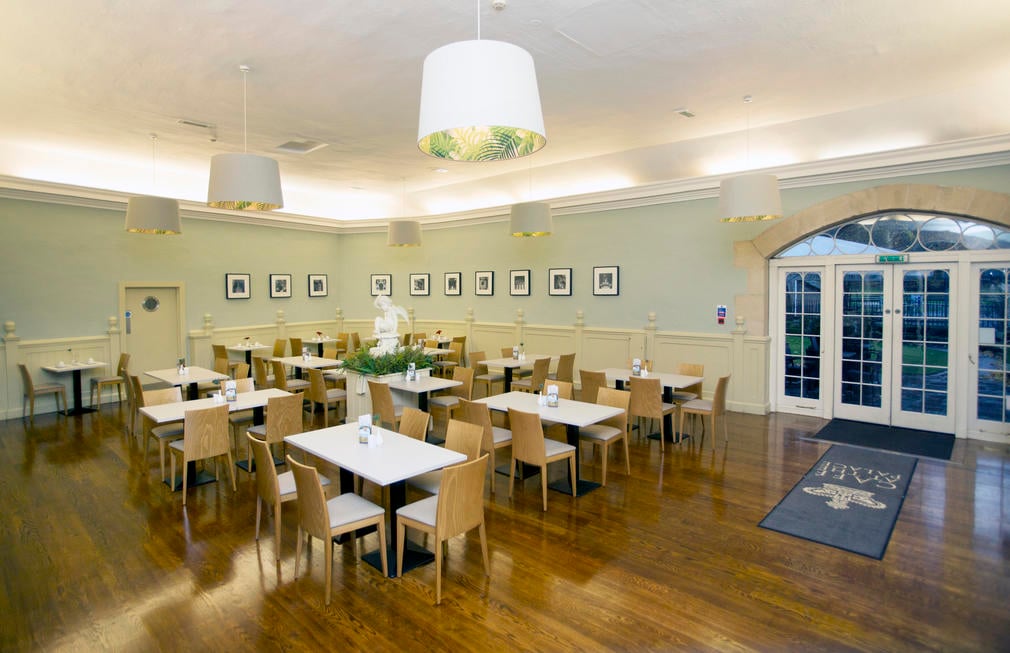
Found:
[833,264,955,433]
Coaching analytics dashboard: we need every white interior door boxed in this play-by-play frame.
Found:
[834,264,956,433]
[968,264,1010,439]
[121,284,184,377]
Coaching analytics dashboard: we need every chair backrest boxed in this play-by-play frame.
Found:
[546,380,573,400]
[248,433,281,505]
[321,346,339,360]
[508,408,546,467]
[676,362,705,397]
[528,357,550,393]
[307,368,329,403]
[116,352,131,376]
[182,403,230,463]
[143,385,183,407]
[451,335,466,363]
[263,392,305,444]
[272,338,287,357]
[626,359,654,372]
[233,362,250,380]
[348,332,361,352]
[212,357,230,375]
[271,360,293,391]
[233,376,255,393]
[436,454,488,539]
[712,375,730,417]
[444,419,484,461]
[253,357,272,388]
[212,343,228,360]
[445,341,463,365]
[290,337,303,356]
[411,332,427,346]
[596,387,630,432]
[17,364,35,397]
[367,381,397,428]
[469,350,487,372]
[449,365,475,399]
[129,375,146,408]
[555,353,576,383]
[398,407,430,441]
[501,347,514,358]
[458,398,496,453]
[287,455,329,541]
[578,369,607,404]
[628,376,663,419]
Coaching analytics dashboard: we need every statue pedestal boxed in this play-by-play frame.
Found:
[345,368,432,424]
[370,334,400,356]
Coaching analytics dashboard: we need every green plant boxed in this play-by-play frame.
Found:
[341,345,434,376]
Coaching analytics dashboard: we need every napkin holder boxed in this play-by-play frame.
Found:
[546,384,559,407]
[224,380,237,402]
[631,358,642,376]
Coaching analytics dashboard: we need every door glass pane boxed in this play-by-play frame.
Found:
[901,269,950,418]
[977,267,1010,424]
[783,271,821,400]
[840,271,883,408]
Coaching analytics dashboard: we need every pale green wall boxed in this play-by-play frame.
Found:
[3,163,1009,341]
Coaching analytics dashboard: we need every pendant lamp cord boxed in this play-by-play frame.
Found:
[744,94,753,168]
[476,0,480,39]
[150,133,158,191]
[241,66,249,154]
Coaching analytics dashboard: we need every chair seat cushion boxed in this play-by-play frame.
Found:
[544,438,576,457]
[229,409,254,425]
[475,372,505,383]
[247,424,267,437]
[580,424,623,443]
[428,395,459,408]
[327,492,384,528]
[91,375,124,385]
[407,470,442,496]
[278,469,330,498]
[511,379,533,390]
[284,379,311,391]
[325,388,347,401]
[396,495,438,527]
[151,424,184,440]
[34,383,65,393]
[492,426,512,446]
[668,391,698,403]
[682,398,712,412]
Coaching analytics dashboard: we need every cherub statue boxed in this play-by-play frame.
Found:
[373,296,408,353]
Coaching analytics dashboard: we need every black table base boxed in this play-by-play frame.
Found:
[64,369,96,416]
[164,463,217,491]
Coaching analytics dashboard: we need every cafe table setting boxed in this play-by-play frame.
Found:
[41,358,107,415]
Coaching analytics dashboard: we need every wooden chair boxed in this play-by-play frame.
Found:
[248,433,330,561]
[511,357,550,394]
[458,398,511,494]
[670,362,704,403]
[225,377,257,451]
[628,376,678,452]
[432,341,463,378]
[290,337,304,357]
[141,384,185,481]
[196,357,232,396]
[18,363,66,420]
[396,454,490,605]
[168,404,235,506]
[548,352,576,383]
[90,352,130,409]
[245,392,305,471]
[578,369,607,404]
[307,368,346,427]
[252,356,275,389]
[289,455,388,605]
[272,338,287,358]
[451,335,467,365]
[508,407,577,511]
[271,359,309,393]
[679,375,731,444]
[626,359,654,372]
[429,366,474,429]
[211,343,241,377]
[368,380,403,430]
[321,345,340,360]
[541,380,573,440]
[398,407,431,441]
[407,419,484,495]
[410,332,427,346]
[502,347,531,379]
[347,332,361,353]
[469,351,504,398]
[579,388,631,486]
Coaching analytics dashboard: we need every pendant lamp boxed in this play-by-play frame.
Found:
[510,201,552,237]
[387,220,422,247]
[125,134,181,234]
[207,65,283,211]
[417,0,546,161]
[719,95,781,222]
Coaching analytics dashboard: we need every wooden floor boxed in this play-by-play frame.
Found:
[2,401,1008,652]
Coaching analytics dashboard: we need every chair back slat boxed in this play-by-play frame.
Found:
[596,387,630,432]
[450,366,475,399]
[264,392,304,444]
[458,399,495,453]
[398,407,430,441]
[288,456,329,541]
[555,353,576,383]
[507,408,545,467]
[183,404,230,463]
[628,376,663,418]
[444,419,483,461]
[437,454,488,540]
[578,369,607,404]
[367,381,397,429]
[248,433,280,504]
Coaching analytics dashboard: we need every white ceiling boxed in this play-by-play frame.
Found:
[2,0,1010,224]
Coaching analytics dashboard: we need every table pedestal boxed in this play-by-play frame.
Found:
[65,369,96,416]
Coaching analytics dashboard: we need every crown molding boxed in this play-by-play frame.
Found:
[2,134,1008,234]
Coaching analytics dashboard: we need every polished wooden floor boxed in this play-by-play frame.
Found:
[2,400,1008,652]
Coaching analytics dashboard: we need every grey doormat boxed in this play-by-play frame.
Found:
[811,419,954,460]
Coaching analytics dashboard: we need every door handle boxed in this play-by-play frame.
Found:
[969,354,976,366]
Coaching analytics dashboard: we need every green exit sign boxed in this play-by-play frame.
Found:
[877,254,908,263]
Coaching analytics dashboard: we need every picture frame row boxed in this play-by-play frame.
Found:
[370,266,619,297]
[225,273,328,300]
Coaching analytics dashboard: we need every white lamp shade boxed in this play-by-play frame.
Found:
[510,201,553,237]
[125,195,182,234]
[387,220,422,247]
[418,39,546,161]
[719,173,782,222]
[207,153,283,211]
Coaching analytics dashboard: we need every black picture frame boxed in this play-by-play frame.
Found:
[269,273,292,298]
[444,272,461,296]
[308,274,328,297]
[475,271,494,296]
[409,273,430,296]
[548,268,572,296]
[226,273,251,300]
[371,273,391,296]
[593,265,620,296]
[510,269,531,296]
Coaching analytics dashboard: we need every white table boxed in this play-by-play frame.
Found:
[285,423,465,577]
[599,368,703,442]
[476,391,623,495]
[481,355,554,392]
[270,355,343,379]
[304,335,340,357]
[226,342,272,369]
[421,347,450,358]
[145,366,230,401]
[388,375,462,444]
[41,360,107,415]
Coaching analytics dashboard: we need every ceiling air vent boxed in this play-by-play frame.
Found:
[275,140,328,155]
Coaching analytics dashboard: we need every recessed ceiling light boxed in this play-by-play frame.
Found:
[432,167,448,173]
[672,107,695,118]
[275,139,328,155]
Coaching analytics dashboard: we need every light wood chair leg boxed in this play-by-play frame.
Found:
[255,496,263,540]
[435,532,443,605]
[601,442,609,487]
[623,434,631,476]
[294,526,303,578]
[324,537,332,606]
[376,519,388,578]
[488,448,497,494]
[479,522,490,576]
[568,455,577,498]
[181,457,189,506]
[396,521,406,578]
[541,469,548,511]
[509,458,517,499]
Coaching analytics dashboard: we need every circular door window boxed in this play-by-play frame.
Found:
[141,296,160,312]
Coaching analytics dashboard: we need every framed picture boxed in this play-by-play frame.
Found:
[226,273,250,300]
[409,273,430,296]
[510,269,531,296]
[475,270,494,296]
[548,268,572,296]
[269,273,292,298]
[593,265,620,296]
[308,274,328,297]
[444,272,461,296]
[371,273,391,296]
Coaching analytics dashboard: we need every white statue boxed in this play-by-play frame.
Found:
[372,295,408,355]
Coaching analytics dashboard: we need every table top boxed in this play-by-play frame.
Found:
[599,367,703,390]
[306,335,338,344]
[226,342,272,352]
[482,354,553,369]
[476,391,624,428]
[139,388,290,424]
[285,423,465,486]
[270,355,344,370]
[387,376,462,394]
[42,360,107,373]
[421,347,449,358]
[145,366,230,386]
